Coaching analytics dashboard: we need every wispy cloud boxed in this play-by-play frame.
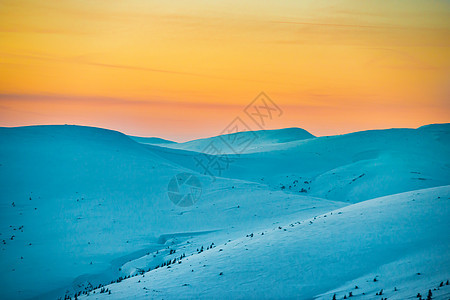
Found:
[270,20,392,29]
[364,48,442,70]
[0,93,243,110]
[0,52,276,84]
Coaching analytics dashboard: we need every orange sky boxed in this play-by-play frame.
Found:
[0,0,449,141]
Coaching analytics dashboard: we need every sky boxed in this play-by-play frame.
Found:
[0,0,449,141]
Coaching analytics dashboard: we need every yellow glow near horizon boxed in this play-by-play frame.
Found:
[0,0,449,141]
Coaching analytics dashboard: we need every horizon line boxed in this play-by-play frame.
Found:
[1,122,448,144]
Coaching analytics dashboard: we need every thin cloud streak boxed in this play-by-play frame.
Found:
[0,52,276,85]
[270,20,394,29]
[0,93,244,110]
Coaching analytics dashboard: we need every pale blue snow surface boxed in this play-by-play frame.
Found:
[0,124,449,300]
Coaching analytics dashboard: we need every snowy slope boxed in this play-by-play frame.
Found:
[161,127,315,154]
[81,185,450,300]
[128,136,176,145]
[0,125,341,300]
[0,125,185,299]
[1,124,449,300]
[148,124,450,203]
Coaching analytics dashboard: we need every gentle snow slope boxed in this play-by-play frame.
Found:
[0,125,341,300]
[160,127,315,154]
[128,136,176,145]
[1,124,449,300]
[82,186,450,300]
[148,124,450,202]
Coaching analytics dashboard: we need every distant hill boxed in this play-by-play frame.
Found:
[149,124,450,202]
[163,127,315,154]
[128,136,176,145]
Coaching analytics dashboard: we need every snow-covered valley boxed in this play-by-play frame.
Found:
[0,124,449,299]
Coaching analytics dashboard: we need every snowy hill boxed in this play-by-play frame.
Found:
[80,185,450,300]
[161,127,315,154]
[128,136,176,145]
[0,125,185,299]
[0,124,449,300]
[0,125,339,299]
[148,124,450,203]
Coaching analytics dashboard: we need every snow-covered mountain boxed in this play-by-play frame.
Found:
[0,124,449,300]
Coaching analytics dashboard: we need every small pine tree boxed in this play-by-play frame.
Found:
[417,293,422,298]
[332,294,336,300]
[427,289,432,300]
[349,291,353,297]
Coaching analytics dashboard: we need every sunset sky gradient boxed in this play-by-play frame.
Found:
[0,0,449,141]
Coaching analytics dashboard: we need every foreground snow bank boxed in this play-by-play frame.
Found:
[82,186,450,299]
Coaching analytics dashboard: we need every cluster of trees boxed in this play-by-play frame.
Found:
[417,289,433,300]
[61,286,112,300]
[331,278,449,300]
[197,243,215,253]
[279,178,311,193]
[60,250,188,300]
[154,253,186,269]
